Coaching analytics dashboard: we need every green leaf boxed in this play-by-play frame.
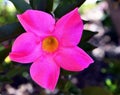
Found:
[0,76,12,83]
[54,0,86,18]
[82,86,113,95]
[61,69,77,76]
[102,15,112,27]
[78,42,96,51]
[83,20,90,24]
[0,22,24,42]
[69,85,81,95]
[78,30,97,51]
[0,47,11,63]
[64,81,72,91]
[9,0,31,13]
[81,30,97,42]
[30,0,53,13]
[6,66,27,78]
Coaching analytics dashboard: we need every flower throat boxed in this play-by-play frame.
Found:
[42,36,59,53]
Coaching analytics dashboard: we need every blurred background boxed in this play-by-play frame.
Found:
[0,0,120,95]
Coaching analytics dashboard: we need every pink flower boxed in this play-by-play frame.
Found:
[9,8,94,91]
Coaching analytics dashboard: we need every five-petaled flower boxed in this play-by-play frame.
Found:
[9,8,94,91]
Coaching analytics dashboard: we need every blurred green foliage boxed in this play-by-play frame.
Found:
[82,86,113,95]
[0,0,119,95]
[0,1,17,25]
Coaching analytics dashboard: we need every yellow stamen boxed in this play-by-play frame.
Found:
[42,36,59,53]
[4,56,11,64]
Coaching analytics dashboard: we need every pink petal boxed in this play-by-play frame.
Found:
[17,10,55,36]
[54,46,94,71]
[55,8,83,46]
[9,33,41,63]
[30,56,60,91]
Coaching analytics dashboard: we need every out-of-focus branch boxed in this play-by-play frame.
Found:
[107,0,120,44]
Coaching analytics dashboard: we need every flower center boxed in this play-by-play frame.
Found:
[42,36,59,53]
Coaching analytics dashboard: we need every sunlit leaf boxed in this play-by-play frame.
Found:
[54,0,86,18]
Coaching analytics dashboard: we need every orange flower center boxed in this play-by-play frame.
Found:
[42,36,59,53]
